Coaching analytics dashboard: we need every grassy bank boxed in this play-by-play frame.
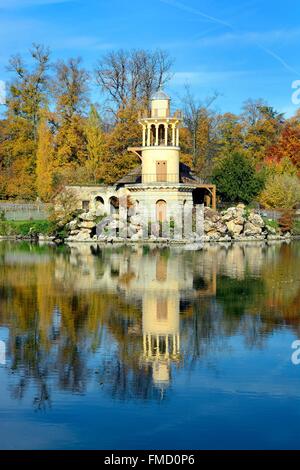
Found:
[0,220,54,237]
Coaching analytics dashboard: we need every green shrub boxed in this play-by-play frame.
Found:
[263,218,279,230]
[292,220,300,236]
[212,153,265,204]
[0,220,54,237]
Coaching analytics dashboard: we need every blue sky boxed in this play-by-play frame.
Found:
[0,0,300,116]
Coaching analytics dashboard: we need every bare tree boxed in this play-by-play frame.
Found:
[182,85,219,171]
[53,57,90,121]
[95,49,173,117]
[7,43,51,139]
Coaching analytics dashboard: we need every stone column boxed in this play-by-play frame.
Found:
[172,125,176,146]
[142,126,146,147]
[183,200,193,240]
[176,334,180,353]
[147,124,151,146]
[195,203,204,239]
[140,202,149,239]
[165,124,168,146]
[176,128,179,147]
[155,124,159,146]
[165,335,169,357]
[174,201,183,240]
[148,334,152,356]
[172,335,176,355]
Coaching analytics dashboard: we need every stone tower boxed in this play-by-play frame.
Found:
[139,89,182,184]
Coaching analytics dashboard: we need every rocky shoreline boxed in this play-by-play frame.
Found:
[0,204,296,244]
[63,203,293,244]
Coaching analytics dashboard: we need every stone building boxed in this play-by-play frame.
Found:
[66,90,216,241]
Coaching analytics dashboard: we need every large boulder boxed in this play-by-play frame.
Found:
[233,215,245,226]
[222,208,236,222]
[222,205,246,222]
[215,221,228,234]
[79,212,96,222]
[78,221,96,229]
[204,220,215,233]
[226,220,243,235]
[244,221,262,236]
[204,207,221,223]
[248,212,265,228]
[207,230,221,240]
[67,229,92,241]
[67,219,79,231]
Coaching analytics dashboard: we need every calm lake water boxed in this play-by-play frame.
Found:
[0,240,300,450]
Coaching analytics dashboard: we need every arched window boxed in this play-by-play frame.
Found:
[156,200,167,222]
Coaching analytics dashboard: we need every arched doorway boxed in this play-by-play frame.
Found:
[109,196,119,215]
[95,196,105,213]
[156,200,167,222]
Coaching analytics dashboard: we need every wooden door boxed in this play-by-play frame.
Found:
[156,161,167,182]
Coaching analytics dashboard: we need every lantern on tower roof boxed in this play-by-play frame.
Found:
[151,88,170,101]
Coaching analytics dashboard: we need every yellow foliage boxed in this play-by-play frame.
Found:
[36,113,55,202]
[259,174,300,209]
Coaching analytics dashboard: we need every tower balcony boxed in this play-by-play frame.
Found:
[141,173,179,184]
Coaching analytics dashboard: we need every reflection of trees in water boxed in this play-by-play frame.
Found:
[0,241,300,405]
[9,312,52,411]
[97,356,161,402]
[216,275,265,317]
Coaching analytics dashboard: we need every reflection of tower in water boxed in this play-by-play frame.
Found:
[140,254,181,388]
